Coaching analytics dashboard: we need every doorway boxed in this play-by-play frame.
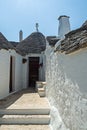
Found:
[29,57,39,87]
[9,56,15,93]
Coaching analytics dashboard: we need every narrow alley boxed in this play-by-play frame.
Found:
[0,89,51,130]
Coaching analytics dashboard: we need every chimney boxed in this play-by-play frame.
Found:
[19,30,23,42]
[58,15,70,38]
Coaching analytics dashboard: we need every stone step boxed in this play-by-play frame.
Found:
[36,81,46,92]
[0,125,51,130]
[0,108,50,115]
[0,115,50,125]
[38,88,46,97]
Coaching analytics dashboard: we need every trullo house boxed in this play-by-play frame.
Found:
[0,15,87,130]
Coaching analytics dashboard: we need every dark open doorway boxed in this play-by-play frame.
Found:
[29,57,39,87]
[9,56,15,93]
[9,56,13,92]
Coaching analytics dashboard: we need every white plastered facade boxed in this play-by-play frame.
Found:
[0,49,45,99]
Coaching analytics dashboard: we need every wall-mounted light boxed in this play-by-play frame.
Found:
[39,62,43,67]
[22,58,27,64]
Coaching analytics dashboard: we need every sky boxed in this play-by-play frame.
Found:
[0,0,87,42]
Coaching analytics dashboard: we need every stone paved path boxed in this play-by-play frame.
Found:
[0,88,51,130]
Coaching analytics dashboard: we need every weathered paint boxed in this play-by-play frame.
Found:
[45,42,87,130]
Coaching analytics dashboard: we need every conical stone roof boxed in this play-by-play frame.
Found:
[0,32,14,50]
[82,20,87,27]
[55,20,87,54]
[16,32,46,56]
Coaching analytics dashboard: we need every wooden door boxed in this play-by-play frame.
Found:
[9,56,15,92]
[29,57,39,87]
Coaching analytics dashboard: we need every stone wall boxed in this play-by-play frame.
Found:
[45,43,87,130]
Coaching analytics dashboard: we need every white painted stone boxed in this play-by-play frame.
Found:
[58,15,70,38]
[0,108,50,115]
[0,50,45,99]
[45,43,87,130]
[38,88,46,97]
[0,115,50,125]
[0,49,23,99]
[0,50,10,99]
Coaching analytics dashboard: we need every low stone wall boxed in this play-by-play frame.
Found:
[45,45,87,130]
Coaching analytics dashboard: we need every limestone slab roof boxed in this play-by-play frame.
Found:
[46,36,60,46]
[10,41,19,47]
[55,20,87,54]
[16,32,46,56]
[0,32,14,50]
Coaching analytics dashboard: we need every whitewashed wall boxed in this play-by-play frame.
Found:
[14,53,23,91]
[12,52,46,90]
[0,50,10,99]
[45,43,87,130]
[0,49,23,99]
[0,49,45,99]
[22,59,28,89]
[22,54,45,88]
[39,52,46,81]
